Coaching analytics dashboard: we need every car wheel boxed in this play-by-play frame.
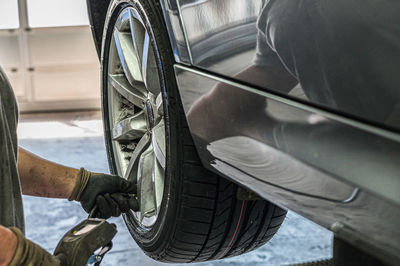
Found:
[101,0,287,262]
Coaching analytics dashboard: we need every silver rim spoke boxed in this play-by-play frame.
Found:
[156,92,163,116]
[141,32,150,87]
[152,118,166,169]
[144,43,161,95]
[107,7,166,228]
[113,29,143,84]
[152,154,164,213]
[129,8,144,27]
[124,132,150,181]
[112,111,147,141]
[109,74,146,107]
[137,146,157,221]
[129,9,145,69]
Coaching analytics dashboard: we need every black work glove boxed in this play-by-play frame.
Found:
[9,227,61,266]
[68,168,138,219]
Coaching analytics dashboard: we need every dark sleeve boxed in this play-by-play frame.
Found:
[253,30,283,67]
[252,0,282,67]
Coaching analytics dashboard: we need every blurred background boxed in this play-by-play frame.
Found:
[1,1,332,265]
[1,0,99,112]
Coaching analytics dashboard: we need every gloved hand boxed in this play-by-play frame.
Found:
[68,168,138,219]
[8,227,61,266]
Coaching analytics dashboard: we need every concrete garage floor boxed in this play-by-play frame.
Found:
[18,111,332,265]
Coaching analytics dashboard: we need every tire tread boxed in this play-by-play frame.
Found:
[160,124,287,262]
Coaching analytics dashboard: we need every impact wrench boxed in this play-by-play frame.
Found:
[53,206,117,266]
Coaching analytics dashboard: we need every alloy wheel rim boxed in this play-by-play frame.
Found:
[106,6,165,228]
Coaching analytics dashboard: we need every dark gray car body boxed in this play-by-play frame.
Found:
[87,0,400,263]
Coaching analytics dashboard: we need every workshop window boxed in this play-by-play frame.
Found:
[0,0,20,30]
[27,0,89,28]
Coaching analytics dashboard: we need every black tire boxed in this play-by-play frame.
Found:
[101,0,287,262]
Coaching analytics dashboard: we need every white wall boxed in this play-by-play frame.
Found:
[27,0,89,28]
[0,0,101,112]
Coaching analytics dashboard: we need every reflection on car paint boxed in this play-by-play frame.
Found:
[207,136,359,203]
[166,0,400,131]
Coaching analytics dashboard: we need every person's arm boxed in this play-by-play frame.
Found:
[17,147,138,218]
[0,225,61,266]
[17,147,79,198]
[0,225,17,266]
[187,65,298,142]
